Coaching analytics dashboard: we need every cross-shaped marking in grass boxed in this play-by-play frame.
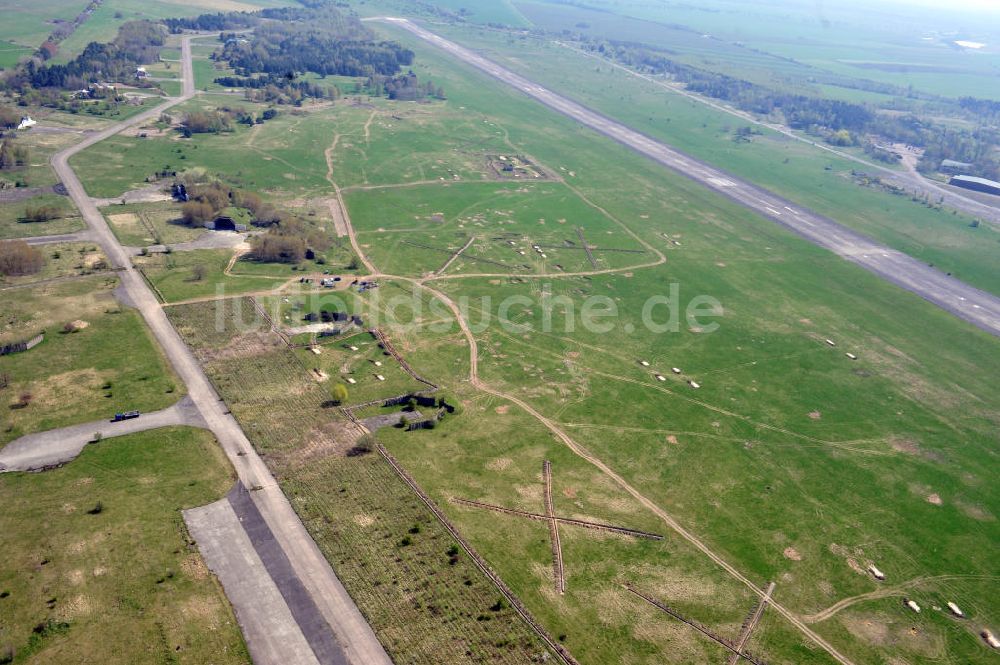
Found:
[452,460,664,594]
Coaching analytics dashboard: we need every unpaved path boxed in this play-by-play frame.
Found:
[803,574,1000,624]
[0,397,204,472]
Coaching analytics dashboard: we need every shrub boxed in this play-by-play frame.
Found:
[22,204,61,222]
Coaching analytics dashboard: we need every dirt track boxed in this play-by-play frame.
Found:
[376,17,1000,339]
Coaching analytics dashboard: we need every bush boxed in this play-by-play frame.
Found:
[0,240,44,276]
[251,234,306,263]
[22,204,61,222]
[181,200,214,226]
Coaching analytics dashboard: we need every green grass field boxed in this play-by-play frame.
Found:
[0,426,249,665]
[0,276,183,445]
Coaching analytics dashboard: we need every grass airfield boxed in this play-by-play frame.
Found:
[14,6,998,664]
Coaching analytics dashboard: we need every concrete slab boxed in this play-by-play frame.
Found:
[185,494,321,665]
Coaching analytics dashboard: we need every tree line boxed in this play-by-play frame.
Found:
[580,37,999,180]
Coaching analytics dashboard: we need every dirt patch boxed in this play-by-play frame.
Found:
[486,457,512,472]
[783,547,802,561]
[665,435,679,445]
[70,319,90,330]
[889,437,920,455]
[808,411,822,420]
[926,493,943,505]
[180,595,221,628]
[180,554,209,581]
[353,514,375,527]
[842,615,890,645]
[494,405,510,415]
[956,501,994,522]
[562,486,577,498]
[56,594,94,620]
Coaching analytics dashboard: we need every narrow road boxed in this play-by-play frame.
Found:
[50,34,392,665]
[0,397,204,472]
[377,17,1000,338]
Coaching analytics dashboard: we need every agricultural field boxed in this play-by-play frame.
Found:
[0,426,249,664]
[0,275,182,445]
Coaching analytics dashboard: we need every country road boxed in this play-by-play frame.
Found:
[49,33,391,665]
[375,17,1000,338]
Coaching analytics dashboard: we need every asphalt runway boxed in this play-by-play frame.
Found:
[380,18,1000,338]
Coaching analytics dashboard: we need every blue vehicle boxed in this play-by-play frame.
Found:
[112,410,140,422]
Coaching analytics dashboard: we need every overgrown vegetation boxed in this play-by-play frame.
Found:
[0,239,44,276]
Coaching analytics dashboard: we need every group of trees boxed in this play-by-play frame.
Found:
[250,217,332,264]
[214,75,340,105]
[10,20,166,90]
[365,72,445,101]
[180,110,234,136]
[179,178,283,228]
[22,204,62,222]
[0,240,44,276]
[168,4,414,102]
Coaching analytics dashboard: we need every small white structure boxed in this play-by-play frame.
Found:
[540,253,547,259]
[135,66,148,79]
[349,345,359,351]
[983,630,1000,649]
[17,116,36,130]
[346,377,357,384]
[655,374,666,382]
[947,602,964,618]
[375,374,385,381]
[640,360,650,367]
[825,339,836,347]
[374,360,382,367]
[688,380,700,389]
[868,565,885,580]
[905,599,921,613]
[671,367,682,374]
[846,353,857,360]
[310,347,321,355]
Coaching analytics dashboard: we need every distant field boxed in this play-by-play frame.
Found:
[510,0,1000,100]
[0,426,249,664]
